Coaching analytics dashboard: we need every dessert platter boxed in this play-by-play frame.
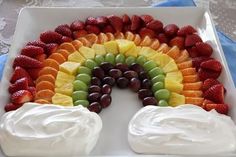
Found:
[0,7,236,156]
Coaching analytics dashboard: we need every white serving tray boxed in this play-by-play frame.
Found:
[0,7,236,157]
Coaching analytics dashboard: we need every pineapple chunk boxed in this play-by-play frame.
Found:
[125,45,138,57]
[55,71,75,88]
[59,62,80,75]
[104,41,119,54]
[166,71,183,83]
[92,44,106,55]
[138,47,157,58]
[165,78,183,93]
[169,92,185,107]
[79,46,95,59]
[68,51,85,64]
[55,83,73,96]
[163,60,178,73]
[52,93,73,106]
[148,53,162,65]
[116,39,135,54]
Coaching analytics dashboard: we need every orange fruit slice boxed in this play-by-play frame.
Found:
[77,37,91,47]
[166,46,180,60]
[125,31,135,41]
[49,53,66,64]
[56,49,70,59]
[180,68,196,76]
[36,81,55,92]
[115,32,125,39]
[34,99,50,104]
[177,60,193,69]
[175,49,189,63]
[150,39,160,50]
[98,33,108,44]
[140,36,152,47]
[35,54,47,62]
[36,74,55,84]
[85,33,98,44]
[185,97,204,106]
[183,82,202,90]
[71,40,83,50]
[43,58,60,70]
[183,74,199,83]
[157,43,170,53]
[35,89,55,102]
[58,42,76,53]
[182,90,203,97]
[39,67,58,78]
[106,33,115,41]
[133,34,141,45]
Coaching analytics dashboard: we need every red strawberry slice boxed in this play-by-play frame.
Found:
[96,16,108,27]
[85,25,100,35]
[26,40,46,50]
[21,45,44,57]
[187,46,199,58]
[40,31,62,44]
[10,66,34,86]
[177,25,197,36]
[200,59,222,72]
[45,43,58,56]
[123,25,131,33]
[130,15,141,31]
[27,68,42,80]
[169,36,184,49]
[122,14,131,24]
[70,20,85,31]
[72,30,88,39]
[139,28,156,38]
[11,90,33,104]
[107,15,123,32]
[28,86,36,98]
[202,78,221,92]
[102,25,115,33]
[55,24,72,37]
[140,15,154,25]
[86,17,98,25]
[195,42,213,57]
[185,34,202,47]
[146,20,163,32]
[13,55,43,69]
[192,57,212,69]
[164,24,179,37]
[198,68,221,81]
[60,36,73,43]
[8,77,29,94]
[205,103,229,115]
[202,99,215,109]
[4,103,22,112]
[157,33,168,43]
[204,84,225,103]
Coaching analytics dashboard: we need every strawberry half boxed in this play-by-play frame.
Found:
[40,31,62,44]
[21,45,44,57]
[146,20,163,32]
[86,17,98,25]
[13,55,43,69]
[96,16,108,27]
[60,36,73,43]
[205,103,229,115]
[70,20,85,31]
[195,42,213,57]
[202,78,221,92]
[28,86,36,98]
[27,68,42,80]
[177,25,197,36]
[202,99,215,109]
[192,56,212,69]
[198,68,221,81]
[139,28,156,38]
[169,36,185,49]
[204,84,225,103]
[185,34,202,47]
[11,90,33,104]
[107,15,123,32]
[140,15,154,25]
[4,103,22,112]
[157,33,168,43]
[8,77,29,94]
[200,59,222,72]
[72,30,88,39]
[122,14,131,24]
[187,46,199,58]
[102,25,115,33]
[164,24,179,37]
[85,25,100,35]
[26,40,46,50]
[45,43,58,56]
[130,15,141,31]
[10,66,34,86]
[55,24,72,37]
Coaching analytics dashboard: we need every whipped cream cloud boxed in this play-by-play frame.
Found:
[0,103,102,157]
[128,104,236,155]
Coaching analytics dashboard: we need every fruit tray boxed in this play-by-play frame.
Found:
[0,7,236,156]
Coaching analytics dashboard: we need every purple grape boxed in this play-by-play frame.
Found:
[88,102,102,113]
[88,85,101,93]
[91,77,101,86]
[109,69,122,79]
[123,70,138,80]
[129,63,144,73]
[142,97,157,106]
[100,94,112,108]
[88,92,101,102]
[138,89,153,100]
[101,84,112,94]
[115,63,129,72]
[141,79,152,89]
[100,62,114,72]
[102,76,115,86]
[139,71,149,80]
[92,67,105,79]
[116,77,129,88]
[129,78,141,92]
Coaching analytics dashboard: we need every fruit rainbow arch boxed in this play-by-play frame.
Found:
[6,14,228,114]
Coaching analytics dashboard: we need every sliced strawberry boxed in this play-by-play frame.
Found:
[123,25,131,33]
[40,31,62,44]
[27,68,42,80]
[202,78,221,92]
[204,84,225,103]
[35,54,47,62]
[8,77,29,94]
[102,25,115,33]
[192,57,212,69]
[177,25,197,36]
[122,14,131,24]
[85,25,100,35]
[45,43,58,56]
[86,17,98,25]
[4,103,22,112]
[169,36,184,49]
[130,15,141,31]
[70,20,85,31]
[72,30,88,39]
[198,68,221,81]
[28,86,36,98]
[26,40,46,50]
[107,15,123,32]
[139,28,156,38]
[187,46,199,58]
[146,20,163,32]
[21,45,44,57]
[202,99,215,109]
[195,42,213,57]
[10,66,34,85]
[157,33,168,43]
[13,55,43,69]
[11,90,33,104]
[55,24,72,37]
[164,24,179,37]
[185,34,202,47]
[96,16,108,27]
[60,36,73,43]
[200,59,222,72]
[205,103,229,114]
[140,15,154,25]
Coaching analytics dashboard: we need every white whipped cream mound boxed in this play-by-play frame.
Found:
[0,103,102,157]
[128,104,236,155]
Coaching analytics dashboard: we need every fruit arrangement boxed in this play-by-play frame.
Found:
[5,14,229,115]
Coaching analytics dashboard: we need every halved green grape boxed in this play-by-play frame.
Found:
[76,73,91,85]
[143,60,157,72]
[154,89,170,101]
[74,100,90,107]
[152,74,165,84]
[94,54,105,65]
[125,56,136,66]
[158,100,169,106]
[152,82,164,93]
[77,66,91,75]
[148,67,164,78]
[115,54,126,63]
[73,80,88,91]
[72,91,88,102]
[136,55,147,65]
[105,53,115,65]
[85,59,98,69]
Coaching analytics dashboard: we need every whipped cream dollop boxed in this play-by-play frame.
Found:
[128,104,236,155]
[0,103,102,157]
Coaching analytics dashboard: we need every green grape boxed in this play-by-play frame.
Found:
[74,100,90,107]
[125,56,136,66]
[152,82,164,93]
[94,54,105,65]
[72,91,88,102]
[154,89,170,101]
[105,53,115,65]
[85,59,98,69]
[158,100,169,107]
[143,60,157,72]
[77,66,91,75]
[136,55,147,65]
[148,67,164,78]
[73,80,88,91]
[76,73,91,85]
[152,74,165,84]
[115,54,126,63]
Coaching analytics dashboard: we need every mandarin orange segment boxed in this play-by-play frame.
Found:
[157,43,170,53]
[183,82,202,90]
[166,46,180,60]
[49,53,66,64]
[180,67,196,76]
[35,54,47,62]
[36,81,55,92]
[182,90,203,97]
[35,89,55,102]
[71,40,83,50]
[150,39,160,50]
[115,32,125,39]
[56,49,70,59]
[34,99,50,104]
[125,31,135,41]
[177,60,192,69]
[183,74,199,83]
[175,49,189,63]
[139,36,152,46]
[185,97,204,106]
[36,74,55,84]
[39,67,58,78]
[77,37,91,47]
[133,34,141,45]
[85,33,98,44]
[58,42,76,53]
[98,33,108,44]
[43,58,60,70]
[106,33,115,41]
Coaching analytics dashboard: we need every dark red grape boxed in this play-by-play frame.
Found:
[100,62,114,72]
[91,77,101,86]
[88,92,101,102]
[102,76,115,86]
[88,102,102,113]
[100,94,112,108]
[92,67,105,79]
[141,79,152,89]
[115,63,129,72]
[139,71,149,80]
[129,63,144,73]
[129,78,141,92]
[88,85,101,93]
[116,77,129,88]
[101,84,112,94]
[138,89,153,100]
[123,70,138,80]
[109,69,122,79]
[142,97,157,106]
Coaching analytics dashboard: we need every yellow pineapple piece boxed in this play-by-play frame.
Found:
[165,78,183,93]
[163,60,178,73]
[68,51,85,64]
[91,44,106,55]
[55,71,75,88]
[59,62,80,75]
[55,83,73,96]
[166,71,183,83]
[79,46,95,59]
[125,45,139,57]
[104,41,119,54]
[116,39,136,54]
[169,92,185,107]
[52,93,73,106]
[138,47,157,58]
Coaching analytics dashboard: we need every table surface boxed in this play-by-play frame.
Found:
[0,0,235,55]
